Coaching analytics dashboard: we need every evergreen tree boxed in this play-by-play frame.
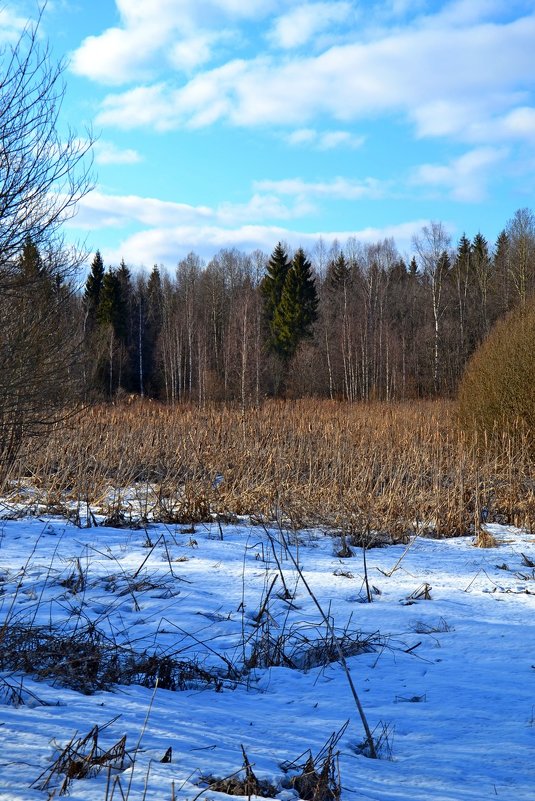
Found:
[144,266,163,395]
[16,237,60,302]
[83,251,105,330]
[271,248,318,362]
[95,267,131,396]
[326,252,351,291]
[492,230,511,314]
[471,232,492,338]
[98,268,127,338]
[260,242,291,349]
[18,236,43,281]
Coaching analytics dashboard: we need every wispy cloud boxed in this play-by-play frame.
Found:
[286,128,365,150]
[254,176,387,200]
[268,2,355,49]
[94,141,142,165]
[412,146,508,202]
[68,182,424,267]
[0,6,28,44]
[70,0,277,85]
[68,186,311,232]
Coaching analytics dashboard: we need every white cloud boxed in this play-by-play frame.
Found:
[92,10,535,148]
[254,176,386,200]
[460,106,535,144]
[101,219,429,268]
[94,141,142,165]
[98,84,177,131]
[0,7,27,43]
[286,128,365,149]
[424,0,514,28]
[69,191,214,230]
[68,185,310,232]
[412,146,508,202]
[68,181,421,268]
[502,107,535,138]
[70,0,280,85]
[71,24,167,85]
[170,32,218,71]
[268,2,354,49]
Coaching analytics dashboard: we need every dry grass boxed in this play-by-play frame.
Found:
[5,398,535,537]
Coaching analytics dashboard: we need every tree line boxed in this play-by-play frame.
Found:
[78,207,535,405]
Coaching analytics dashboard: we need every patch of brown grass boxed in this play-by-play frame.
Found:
[6,398,535,537]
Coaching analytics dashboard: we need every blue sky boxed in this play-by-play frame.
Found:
[2,0,535,269]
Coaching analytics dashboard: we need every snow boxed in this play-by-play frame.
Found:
[0,514,534,800]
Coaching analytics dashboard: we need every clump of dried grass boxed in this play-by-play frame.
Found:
[281,725,347,801]
[200,746,277,799]
[33,722,130,797]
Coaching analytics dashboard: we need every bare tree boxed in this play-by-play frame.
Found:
[506,208,535,306]
[413,222,452,394]
[0,11,94,479]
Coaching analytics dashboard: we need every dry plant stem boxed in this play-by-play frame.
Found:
[269,525,378,760]
[124,680,159,801]
[362,547,372,603]
[378,536,417,578]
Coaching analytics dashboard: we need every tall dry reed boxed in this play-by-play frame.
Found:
[5,399,535,537]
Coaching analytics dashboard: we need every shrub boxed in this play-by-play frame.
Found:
[458,296,535,439]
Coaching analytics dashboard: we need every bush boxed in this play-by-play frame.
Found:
[458,296,535,438]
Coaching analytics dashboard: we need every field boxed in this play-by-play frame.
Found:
[7,399,535,537]
[1,400,535,800]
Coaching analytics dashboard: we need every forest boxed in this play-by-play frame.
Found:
[75,207,535,404]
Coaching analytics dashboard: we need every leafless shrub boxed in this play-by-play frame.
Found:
[474,528,499,548]
[353,720,394,760]
[404,583,432,603]
[0,623,228,693]
[333,568,354,579]
[59,557,87,595]
[246,622,381,671]
[395,693,426,703]
[411,617,453,634]
[0,674,49,707]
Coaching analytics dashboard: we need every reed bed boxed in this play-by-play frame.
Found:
[5,398,535,538]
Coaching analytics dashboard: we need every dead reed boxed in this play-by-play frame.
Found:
[5,398,535,537]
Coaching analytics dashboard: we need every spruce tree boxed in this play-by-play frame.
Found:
[261,242,291,349]
[326,252,351,291]
[144,266,163,395]
[271,248,318,362]
[18,236,43,280]
[84,251,105,330]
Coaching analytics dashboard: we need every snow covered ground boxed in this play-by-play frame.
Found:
[0,512,534,801]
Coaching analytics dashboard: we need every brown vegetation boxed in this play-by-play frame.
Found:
[5,398,535,537]
[458,296,535,440]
